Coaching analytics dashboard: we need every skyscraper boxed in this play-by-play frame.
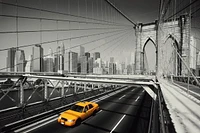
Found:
[14,50,25,72]
[85,52,90,60]
[85,52,90,73]
[88,57,93,73]
[44,48,54,72]
[93,52,100,61]
[25,55,33,72]
[109,57,116,74]
[79,46,85,57]
[64,51,78,73]
[55,46,64,73]
[93,58,103,74]
[7,47,16,72]
[32,44,44,72]
[80,56,87,74]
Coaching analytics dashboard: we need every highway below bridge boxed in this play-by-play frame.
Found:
[14,86,153,133]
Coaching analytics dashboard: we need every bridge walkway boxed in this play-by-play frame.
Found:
[159,79,200,133]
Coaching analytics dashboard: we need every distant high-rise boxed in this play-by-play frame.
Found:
[14,50,25,72]
[110,57,114,63]
[25,55,33,72]
[64,51,78,73]
[61,43,65,56]
[79,46,85,57]
[55,46,64,73]
[7,47,16,72]
[93,52,100,61]
[93,58,103,74]
[88,57,93,73]
[32,44,44,72]
[109,57,116,74]
[80,56,87,74]
[44,48,54,72]
[85,52,90,73]
[85,52,90,60]
[109,63,116,75]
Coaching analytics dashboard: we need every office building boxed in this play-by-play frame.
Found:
[79,46,85,57]
[55,46,64,73]
[93,52,100,61]
[7,47,16,72]
[108,57,116,74]
[64,51,78,73]
[44,49,54,72]
[85,52,90,60]
[32,44,44,72]
[25,55,33,72]
[88,57,94,73]
[14,50,25,72]
[80,56,87,74]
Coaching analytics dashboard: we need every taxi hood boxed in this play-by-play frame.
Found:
[60,110,82,120]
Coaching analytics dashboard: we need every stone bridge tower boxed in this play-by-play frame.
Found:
[135,15,190,76]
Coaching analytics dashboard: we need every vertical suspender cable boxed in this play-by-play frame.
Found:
[15,0,18,72]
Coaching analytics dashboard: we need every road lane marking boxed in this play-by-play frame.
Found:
[15,87,130,133]
[110,115,126,133]
[18,117,58,133]
[97,110,102,114]
[142,90,145,92]
[135,96,140,101]
[14,115,57,133]
[131,89,135,91]
[118,95,126,100]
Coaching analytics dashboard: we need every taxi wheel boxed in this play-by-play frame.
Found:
[93,110,98,116]
[76,118,81,126]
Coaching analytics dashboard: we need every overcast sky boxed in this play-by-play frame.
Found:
[0,0,199,72]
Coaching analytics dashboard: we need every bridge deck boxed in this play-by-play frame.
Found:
[160,79,200,133]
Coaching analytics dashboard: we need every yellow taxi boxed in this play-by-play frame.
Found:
[58,101,99,126]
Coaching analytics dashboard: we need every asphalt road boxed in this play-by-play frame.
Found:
[28,86,152,133]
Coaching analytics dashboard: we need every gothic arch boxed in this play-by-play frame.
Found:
[142,37,157,52]
[164,34,180,50]
[164,34,181,75]
[141,37,157,74]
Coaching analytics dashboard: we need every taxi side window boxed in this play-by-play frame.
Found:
[88,104,93,109]
[84,106,89,112]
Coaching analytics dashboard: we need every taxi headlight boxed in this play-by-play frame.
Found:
[68,119,75,122]
[58,116,61,119]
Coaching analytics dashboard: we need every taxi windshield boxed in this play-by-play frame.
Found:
[70,105,84,112]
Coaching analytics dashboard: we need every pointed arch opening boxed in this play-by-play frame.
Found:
[163,34,181,76]
[142,38,157,75]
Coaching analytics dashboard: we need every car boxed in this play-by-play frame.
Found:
[57,101,99,126]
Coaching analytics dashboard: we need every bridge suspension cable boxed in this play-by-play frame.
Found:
[0,1,132,27]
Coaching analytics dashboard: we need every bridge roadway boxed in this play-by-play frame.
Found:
[18,86,152,133]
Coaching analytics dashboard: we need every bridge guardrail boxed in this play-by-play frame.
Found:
[170,76,200,87]
[156,83,176,133]
[0,86,125,133]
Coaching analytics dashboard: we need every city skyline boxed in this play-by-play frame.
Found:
[5,44,137,75]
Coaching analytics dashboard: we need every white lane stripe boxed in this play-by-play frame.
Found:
[118,95,126,100]
[131,89,135,91]
[16,87,129,133]
[14,115,57,133]
[135,96,140,101]
[96,110,102,114]
[142,90,145,92]
[22,117,58,133]
[110,115,126,133]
